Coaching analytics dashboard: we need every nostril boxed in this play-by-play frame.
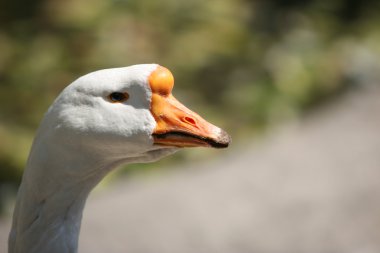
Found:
[182,116,197,126]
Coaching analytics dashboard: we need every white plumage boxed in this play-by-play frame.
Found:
[9,64,230,253]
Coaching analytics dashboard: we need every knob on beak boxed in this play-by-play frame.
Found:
[149,66,231,148]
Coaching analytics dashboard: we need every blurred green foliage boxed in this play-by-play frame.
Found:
[1,0,380,212]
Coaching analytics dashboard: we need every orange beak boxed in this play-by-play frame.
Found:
[149,66,231,148]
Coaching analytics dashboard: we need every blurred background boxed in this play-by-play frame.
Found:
[1,0,380,252]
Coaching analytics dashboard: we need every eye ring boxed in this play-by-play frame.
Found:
[108,92,129,103]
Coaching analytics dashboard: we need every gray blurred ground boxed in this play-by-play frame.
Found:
[1,86,380,253]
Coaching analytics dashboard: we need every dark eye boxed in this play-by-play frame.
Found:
[108,92,129,103]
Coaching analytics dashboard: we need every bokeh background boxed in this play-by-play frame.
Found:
[1,0,380,252]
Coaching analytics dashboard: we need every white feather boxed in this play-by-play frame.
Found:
[9,64,178,253]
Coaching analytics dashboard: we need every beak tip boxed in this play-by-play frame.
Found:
[213,128,232,149]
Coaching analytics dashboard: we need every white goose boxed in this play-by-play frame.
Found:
[8,64,230,253]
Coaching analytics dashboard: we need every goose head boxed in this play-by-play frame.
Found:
[40,64,230,165]
[8,64,231,253]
